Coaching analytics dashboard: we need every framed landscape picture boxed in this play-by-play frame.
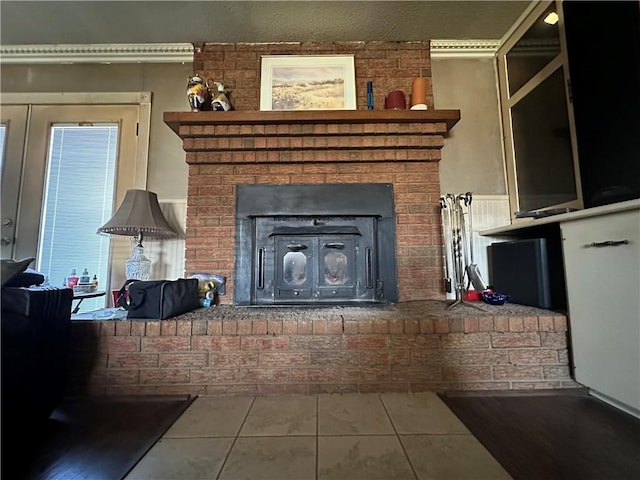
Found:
[260,55,356,111]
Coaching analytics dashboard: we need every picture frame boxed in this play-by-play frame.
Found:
[260,55,357,111]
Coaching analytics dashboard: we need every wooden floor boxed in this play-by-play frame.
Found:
[1,395,193,480]
[440,391,640,480]
[3,391,638,480]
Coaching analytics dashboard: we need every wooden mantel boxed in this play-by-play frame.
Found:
[163,110,461,135]
[163,109,461,165]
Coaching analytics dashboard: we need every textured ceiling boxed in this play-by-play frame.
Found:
[0,1,531,45]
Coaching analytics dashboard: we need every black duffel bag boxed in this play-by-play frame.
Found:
[117,278,200,320]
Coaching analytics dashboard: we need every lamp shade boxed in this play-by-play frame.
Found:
[97,189,176,239]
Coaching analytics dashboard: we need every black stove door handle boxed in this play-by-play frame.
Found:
[365,247,373,289]
[257,248,265,289]
[324,242,345,249]
[287,243,308,251]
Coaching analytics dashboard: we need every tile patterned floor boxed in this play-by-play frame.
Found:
[125,393,511,480]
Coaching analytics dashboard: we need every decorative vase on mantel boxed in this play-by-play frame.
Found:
[186,75,212,112]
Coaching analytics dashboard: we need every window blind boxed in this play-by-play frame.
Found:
[38,124,118,310]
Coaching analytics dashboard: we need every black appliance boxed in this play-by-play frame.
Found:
[490,238,566,310]
[234,183,398,306]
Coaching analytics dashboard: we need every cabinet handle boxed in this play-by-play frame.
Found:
[587,240,630,248]
[287,243,307,251]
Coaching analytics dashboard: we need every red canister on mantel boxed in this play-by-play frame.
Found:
[384,90,407,110]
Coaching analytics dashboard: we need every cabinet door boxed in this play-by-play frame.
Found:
[562,209,640,413]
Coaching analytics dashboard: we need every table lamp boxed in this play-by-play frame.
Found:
[97,189,176,280]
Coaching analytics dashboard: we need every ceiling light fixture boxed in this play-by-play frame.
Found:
[544,12,559,25]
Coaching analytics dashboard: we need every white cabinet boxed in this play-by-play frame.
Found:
[561,209,640,414]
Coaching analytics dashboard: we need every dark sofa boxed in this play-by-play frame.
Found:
[1,286,73,422]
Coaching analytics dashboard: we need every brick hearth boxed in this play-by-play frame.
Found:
[67,303,579,396]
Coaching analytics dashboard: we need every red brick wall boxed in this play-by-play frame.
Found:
[183,41,445,303]
[186,161,444,302]
[193,41,434,111]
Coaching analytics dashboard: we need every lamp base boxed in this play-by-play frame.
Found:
[126,245,151,281]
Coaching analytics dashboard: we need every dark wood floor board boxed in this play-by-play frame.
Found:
[440,393,640,480]
[1,395,194,480]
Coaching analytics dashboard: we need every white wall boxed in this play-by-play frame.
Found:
[432,57,507,196]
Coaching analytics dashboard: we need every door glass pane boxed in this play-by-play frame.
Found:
[283,251,307,286]
[38,124,118,310]
[511,68,577,212]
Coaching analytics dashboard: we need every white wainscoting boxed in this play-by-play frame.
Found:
[102,200,186,308]
[146,199,187,280]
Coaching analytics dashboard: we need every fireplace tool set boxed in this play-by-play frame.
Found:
[440,193,488,310]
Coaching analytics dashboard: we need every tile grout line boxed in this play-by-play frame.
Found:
[316,433,401,437]
[378,394,420,480]
[215,396,257,480]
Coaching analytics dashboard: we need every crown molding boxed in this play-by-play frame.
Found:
[0,40,499,64]
[0,43,194,64]
[430,40,500,58]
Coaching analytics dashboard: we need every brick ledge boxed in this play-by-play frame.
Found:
[67,302,576,397]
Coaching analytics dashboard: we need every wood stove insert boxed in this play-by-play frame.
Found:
[234,184,398,306]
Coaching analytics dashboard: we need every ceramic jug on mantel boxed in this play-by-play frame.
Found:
[186,75,212,112]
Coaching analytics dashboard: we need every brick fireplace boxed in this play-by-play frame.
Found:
[165,109,459,302]
[62,41,579,397]
[164,40,461,303]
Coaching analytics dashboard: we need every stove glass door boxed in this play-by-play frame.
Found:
[317,237,356,299]
[274,236,357,302]
[275,237,313,300]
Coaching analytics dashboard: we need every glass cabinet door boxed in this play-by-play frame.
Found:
[497,0,583,218]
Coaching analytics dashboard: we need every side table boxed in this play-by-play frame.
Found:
[72,291,106,314]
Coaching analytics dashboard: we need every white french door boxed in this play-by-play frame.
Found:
[0,105,28,260]
[0,95,150,309]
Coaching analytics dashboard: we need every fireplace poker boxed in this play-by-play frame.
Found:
[463,192,488,292]
[444,194,465,305]
[444,193,487,311]
[439,197,453,293]
[457,194,472,285]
